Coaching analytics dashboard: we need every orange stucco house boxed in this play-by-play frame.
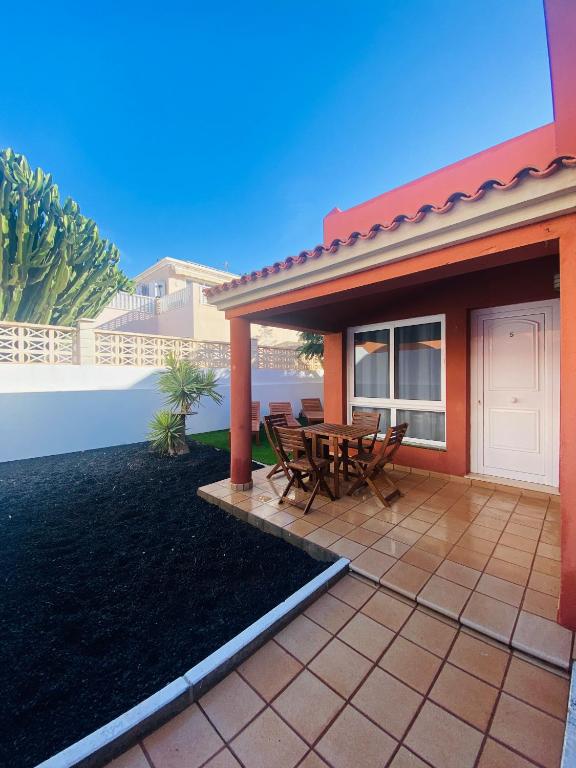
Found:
[207,0,576,629]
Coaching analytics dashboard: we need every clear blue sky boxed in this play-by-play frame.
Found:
[1,0,552,279]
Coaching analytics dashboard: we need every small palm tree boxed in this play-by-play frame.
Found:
[148,353,223,456]
[297,332,324,362]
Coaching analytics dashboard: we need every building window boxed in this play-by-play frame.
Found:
[154,282,165,298]
[348,314,446,448]
[136,284,150,297]
[198,285,209,305]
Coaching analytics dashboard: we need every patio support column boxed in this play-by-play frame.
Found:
[558,229,576,629]
[230,317,252,490]
[324,332,346,423]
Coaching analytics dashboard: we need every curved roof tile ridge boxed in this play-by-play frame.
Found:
[205,156,576,297]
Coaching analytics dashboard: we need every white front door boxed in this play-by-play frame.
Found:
[471,300,559,487]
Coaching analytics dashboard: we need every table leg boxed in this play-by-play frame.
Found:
[342,439,349,481]
[332,435,340,498]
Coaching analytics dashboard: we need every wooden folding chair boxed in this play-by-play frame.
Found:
[269,401,300,428]
[338,410,381,477]
[264,413,291,478]
[300,398,324,424]
[251,401,261,445]
[346,423,408,507]
[274,426,335,514]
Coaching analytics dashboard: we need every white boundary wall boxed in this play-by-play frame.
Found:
[0,365,323,464]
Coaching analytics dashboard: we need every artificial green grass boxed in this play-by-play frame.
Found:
[189,426,277,465]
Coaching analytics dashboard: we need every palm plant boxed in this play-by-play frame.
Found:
[148,353,223,456]
[297,332,324,362]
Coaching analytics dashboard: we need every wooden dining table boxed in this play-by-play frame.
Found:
[303,422,377,499]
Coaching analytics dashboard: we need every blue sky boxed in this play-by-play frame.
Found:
[1,1,552,278]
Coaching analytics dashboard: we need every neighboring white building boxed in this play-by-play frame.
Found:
[95,257,299,346]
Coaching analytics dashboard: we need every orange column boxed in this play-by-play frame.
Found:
[558,229,576,629]
[230,317,252,489]
[323,332,346,423]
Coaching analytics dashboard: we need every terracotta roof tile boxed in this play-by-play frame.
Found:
[205,156,576,298]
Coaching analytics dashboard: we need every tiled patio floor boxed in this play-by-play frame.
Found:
[107,574,570,768]
[200,465,573,669]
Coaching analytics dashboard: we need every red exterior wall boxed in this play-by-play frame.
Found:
[337,256,559,475]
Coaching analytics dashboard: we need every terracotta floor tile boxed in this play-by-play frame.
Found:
[304,593,356,634]
[361,589,413,631]
[361,517,394,535]
[505,521,541,541]
[521,587,558,621]
[306,528,341,547]
[512,611,572,668]
[329,574,375,609]
[462,523,497,541]
[401,546,443,573]
[435,559,481,589]
[405,701,483,768]
[387,526,423,546]
[352,667,422,739]
[324,518,355,536]
[489,693,564,768]
[425,524,463,544]
[446,545,489,570]
[448,631,508,686]
[339,509,372,526]
[400,609,457,657]
[203,749,242,767]
[200,672,265,740]
[483,557,530,586]
[429,663,498,730]
[417,575,471,619]
[460,592,518,644]
[238,641,302,702]
[267,509,297,527]
[144,704,224,768]
[372,536,411,558]
[338,611,395,661]
[274,615,332,664]
[308,638,372,698]
[376,510,407,525]
[504,656,569,719]
[352,548,396,580]
[414,535,453,557]
[316,705,397,768]
[475,573,524,607]
[105,746,149,768]
[380,560,432,599]
[389,746,432,768]
[411,507,443,524]
[528,570,560,597]
[477,739,535,768]
[399,516,432,534]
[458,534,496,555]
[230,708,307,768]
[329,537,367,560]
[346,526,382,546]
[285,519,318,538]
[498,531,537,554]
[485,496,517,512]
[298,753,330,768]
[541,529,561,546]
[379,635,442,694]
[532,554,561,577]
[491,543,533,568]
[273,669,344,743]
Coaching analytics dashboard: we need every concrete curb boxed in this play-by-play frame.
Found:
[36,558,349,768]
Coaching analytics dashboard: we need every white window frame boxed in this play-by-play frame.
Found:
[347,313,446,448]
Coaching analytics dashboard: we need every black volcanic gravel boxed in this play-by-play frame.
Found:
[0,440,328,767]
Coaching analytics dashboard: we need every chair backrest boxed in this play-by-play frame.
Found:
[264,413,288,450]
[371,423,408,468]
[251,401,261,420]
[301,398,323,412]
[351,410,381,434]
[274,425,312,465]
[269,401,295,417]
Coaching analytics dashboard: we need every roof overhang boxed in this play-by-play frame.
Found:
[209,162,576,312]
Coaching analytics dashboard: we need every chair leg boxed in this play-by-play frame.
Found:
[367,476,391,507]
[347,462,368,496]
[267,462,289,479]
[319,470,335,501]
[303,477,320,514]
[279,472,297,504]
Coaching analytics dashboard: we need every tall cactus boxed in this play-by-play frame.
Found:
[0,148,131,325]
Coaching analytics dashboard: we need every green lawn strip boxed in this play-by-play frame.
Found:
[188,426,277,465]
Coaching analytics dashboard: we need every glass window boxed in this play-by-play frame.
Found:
[354,329,390,398]
[351,406,391,432]
[137,284,149,296]
[396,409,445,442]
[154,282,165,298]
[394,322,442,400]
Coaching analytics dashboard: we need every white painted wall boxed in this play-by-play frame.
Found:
[0,365,323,463]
